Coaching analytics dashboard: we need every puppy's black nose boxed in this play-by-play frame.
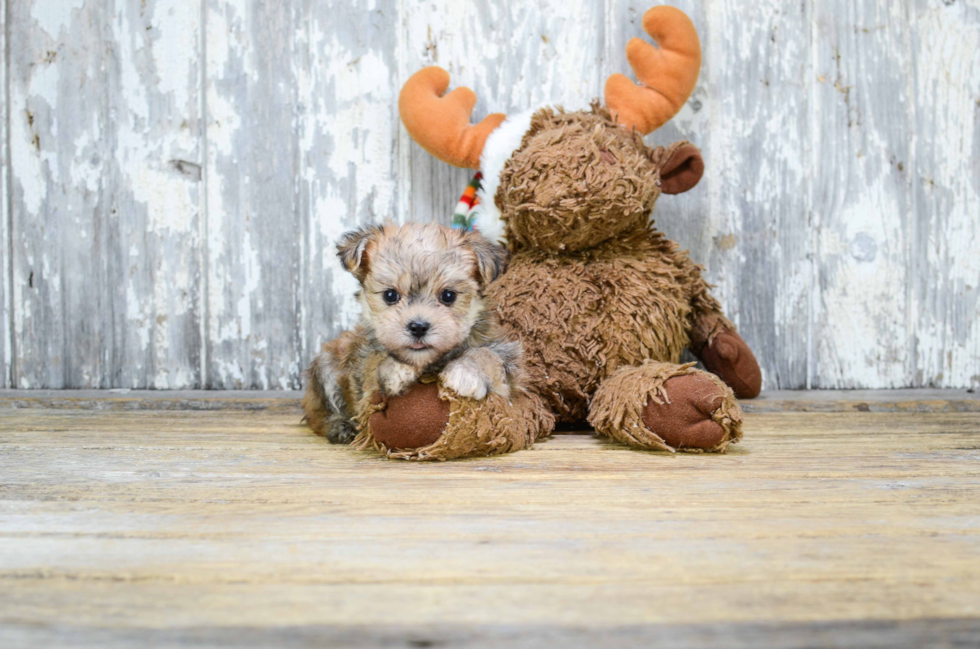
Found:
[407,321,430,338]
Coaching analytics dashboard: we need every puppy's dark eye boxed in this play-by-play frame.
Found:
[382,289,400,305]
[439,289,457,306]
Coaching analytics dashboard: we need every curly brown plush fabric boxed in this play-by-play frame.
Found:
[498,106,658,253]
[488,224,728,423]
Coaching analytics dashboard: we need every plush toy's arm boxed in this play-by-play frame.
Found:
[686,277,731,351]
[683,261,763,399]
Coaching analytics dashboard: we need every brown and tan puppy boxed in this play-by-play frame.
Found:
[303,223,526,451]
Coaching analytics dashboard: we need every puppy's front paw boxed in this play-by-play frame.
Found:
[441,359,492,400]
[378,357,419,396]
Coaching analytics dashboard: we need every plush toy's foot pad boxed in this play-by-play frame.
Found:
[367,383,450,450]
[355,384,555,461]
[642,373,733,450]
[588,361,743,453]
[700,329,762,399]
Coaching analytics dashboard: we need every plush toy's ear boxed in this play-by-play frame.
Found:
[336,225,382,282]
[660,143,704,195]
[463,231,510,287]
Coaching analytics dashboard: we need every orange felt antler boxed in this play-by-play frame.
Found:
[605,6,702,135]
[398,67,507,170]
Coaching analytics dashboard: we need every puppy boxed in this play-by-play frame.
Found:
[303,222,523,444]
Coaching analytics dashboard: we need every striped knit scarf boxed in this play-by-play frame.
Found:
[452,172,482,230]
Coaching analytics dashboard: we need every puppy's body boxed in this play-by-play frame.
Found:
[303,223,522,444]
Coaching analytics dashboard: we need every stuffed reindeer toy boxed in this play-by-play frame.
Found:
[308,5,761,460]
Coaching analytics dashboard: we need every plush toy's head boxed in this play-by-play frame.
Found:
[497,106,703,252]
[398,5,704,251]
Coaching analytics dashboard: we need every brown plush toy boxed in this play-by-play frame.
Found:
[351,5,761,459]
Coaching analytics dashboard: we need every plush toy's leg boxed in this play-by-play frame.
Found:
[588,361,742,453]
[353,383,555,461]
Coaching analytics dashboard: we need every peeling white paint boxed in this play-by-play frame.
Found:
[31,0,86,39]
[817,183,909,387]
[1,2,9,387]
[10,97,48,217]
[149,0,198,110]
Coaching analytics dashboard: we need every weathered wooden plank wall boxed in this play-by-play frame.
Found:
[1,0,9,388]
[2,0,978,390]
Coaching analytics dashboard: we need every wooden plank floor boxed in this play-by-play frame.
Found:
[1,395,979,647]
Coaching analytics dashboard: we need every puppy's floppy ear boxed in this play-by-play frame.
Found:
[336,225,381,282]
[463,231,509,287]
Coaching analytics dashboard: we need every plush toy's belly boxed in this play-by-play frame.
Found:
[489,252,692,422]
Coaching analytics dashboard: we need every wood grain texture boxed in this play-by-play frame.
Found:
[909,0,980,388]
[4,618,980,648]
[0,407,978,644]
[205,0,303,389]
[1,0,9,389]
[1,0,978,389]
[104,0,205,389]
[7,0,204,389]
[811,1,914,388]
[8,0,110,388]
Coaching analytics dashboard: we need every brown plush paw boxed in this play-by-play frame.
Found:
[699,330,762,399]
[368,383,450,450]
[642,373,729,450]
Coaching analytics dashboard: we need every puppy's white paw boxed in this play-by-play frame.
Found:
[441,361,490,400]
[378,357,418,396]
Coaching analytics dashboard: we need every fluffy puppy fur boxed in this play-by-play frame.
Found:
[303,222,523,444]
